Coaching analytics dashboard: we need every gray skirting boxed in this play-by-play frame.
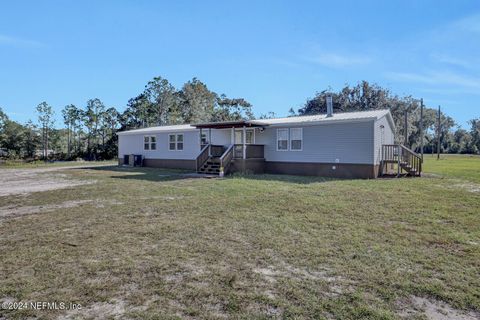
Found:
[264,161,379,179]
[230,158,265,174]
[118,157,196,170]
[119,157,379,178]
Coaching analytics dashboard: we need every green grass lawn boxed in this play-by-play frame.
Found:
[0,160,117,169]
[0,155,479,319]
[423,154,480,183]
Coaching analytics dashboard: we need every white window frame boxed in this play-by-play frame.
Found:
[201,132,208,145]
[290,128,303,151]
[143,135,156,151]
[235,128,255,144]
[246,129,255,144]
[276,128,289,151]
[169,133,184,151]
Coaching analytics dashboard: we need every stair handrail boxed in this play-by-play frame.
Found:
[399,144,422,176]
[219,144,234,174]
[399,144,422,160]
[380,144,423,177]
[196,144,210,171]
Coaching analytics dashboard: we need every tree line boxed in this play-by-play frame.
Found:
[0,76,253,160]
[292,81,480,155]
[0,78,479,161]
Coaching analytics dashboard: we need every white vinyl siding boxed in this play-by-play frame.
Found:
[373,115,395,164]
[119,130,201,160]
[119,116,388,166]
[257,121,375,164]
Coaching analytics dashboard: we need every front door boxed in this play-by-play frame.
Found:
[235,130,243,144]
[234,129,254,144]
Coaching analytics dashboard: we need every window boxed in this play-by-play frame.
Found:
[169,134,184,151]
[177,134,184,150]
[235,129,255,144]
[169,134,176,150]
[246,129,254,144]
[276,128,303,151]
[144,136,149,150]
[290,128,303,151]
[201,133,208,145]
[277,129,289,151]
[144,136,156,150]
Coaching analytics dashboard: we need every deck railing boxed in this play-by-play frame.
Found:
[220,144,234,174]
[399,145,422,176]
[381,144,422,176]
[210,145,225,157]
[196,144,210,172]
[233,144,264,159]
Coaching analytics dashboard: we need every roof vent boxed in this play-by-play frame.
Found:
[326,96,333,117]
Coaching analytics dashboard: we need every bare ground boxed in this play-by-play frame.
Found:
[0,198,124,220]
[397,296,480,320]
[0,165,107,197]
[0,200,93,219]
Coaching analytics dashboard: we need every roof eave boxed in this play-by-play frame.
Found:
[117,127,197,136]
[265,117,377,127]
[191,120,269,129]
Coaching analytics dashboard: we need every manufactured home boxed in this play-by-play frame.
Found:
[117,109,422,178]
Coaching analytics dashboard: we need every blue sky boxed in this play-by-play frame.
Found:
[1,0,479,128]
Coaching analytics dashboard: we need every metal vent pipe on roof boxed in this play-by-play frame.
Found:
[326,96,333,117]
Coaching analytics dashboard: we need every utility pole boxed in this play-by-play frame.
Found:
[404,109,408,146]
[420,99,424,160]
[437,105,441,160]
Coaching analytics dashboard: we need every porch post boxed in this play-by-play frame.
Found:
[242,125,246,159]
[199,128,203,149]
[231,127,234,145]
[208,128,212,156]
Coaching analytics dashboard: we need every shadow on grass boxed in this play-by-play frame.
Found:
[83,165,340,184]
[85,165,197,182]
[228,173,338,184]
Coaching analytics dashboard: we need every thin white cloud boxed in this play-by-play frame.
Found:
[271,58,302,68]
[387,70,480,92]
[388,72,435,85]
[453,13,480,34]
[431,53,472,68]
[418,87,479,96]
[304,52,371,68]
[0,34,45,48]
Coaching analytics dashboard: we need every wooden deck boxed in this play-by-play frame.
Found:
[380,144,422,177]
[196,144,265,175]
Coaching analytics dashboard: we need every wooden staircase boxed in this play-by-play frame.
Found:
[195,144,234,176]
[380,144,422,177]
[198,157,221,174]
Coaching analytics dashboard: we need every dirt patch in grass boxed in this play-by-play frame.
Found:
[0,200,93,219]
[58,298,127,320]
[397,296,480,320]
[253,260,351,297]
[453,183,480,193]
[0,168,96,197]
[0,199,124,220]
